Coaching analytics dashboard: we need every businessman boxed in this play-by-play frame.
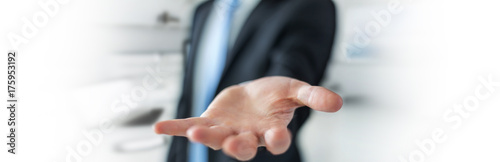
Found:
[155,0,338,161]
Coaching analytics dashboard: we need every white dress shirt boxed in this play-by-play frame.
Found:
[197,0,261,53]
[192,0,261,97]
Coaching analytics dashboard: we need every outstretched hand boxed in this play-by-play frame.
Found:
[154,76,342,161]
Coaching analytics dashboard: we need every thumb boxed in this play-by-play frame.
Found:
[296,85,343,112]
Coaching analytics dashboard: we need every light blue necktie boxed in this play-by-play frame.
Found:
[190,0,239,162]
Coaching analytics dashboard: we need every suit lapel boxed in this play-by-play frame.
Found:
[220,0,269,81]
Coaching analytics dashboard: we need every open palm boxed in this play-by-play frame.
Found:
[155,76,342,161]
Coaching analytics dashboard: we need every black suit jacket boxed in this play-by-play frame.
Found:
[168,0,336,161]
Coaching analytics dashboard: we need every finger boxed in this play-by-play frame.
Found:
[264,127,291,155]
[295,84,343,112]
[222,132,259,161]
[154,117,211,136]
[187,125,234,150]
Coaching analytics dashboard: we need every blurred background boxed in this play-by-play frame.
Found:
[1,0,499,162]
